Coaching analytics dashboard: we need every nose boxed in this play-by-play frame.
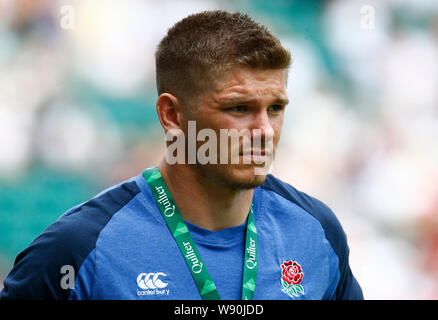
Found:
[251,109,274,137]
[249,110,274,153]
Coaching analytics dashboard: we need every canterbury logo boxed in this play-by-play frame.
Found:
[137,272,168,289]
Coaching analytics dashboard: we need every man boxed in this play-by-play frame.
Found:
[1,10,363,300]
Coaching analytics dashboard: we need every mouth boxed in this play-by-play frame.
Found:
[239,150,272,164]
[239,148,271,156]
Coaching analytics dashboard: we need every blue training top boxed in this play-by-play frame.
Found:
[0,172,363,300]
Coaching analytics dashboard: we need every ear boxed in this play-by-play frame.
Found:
[156,93,183,131]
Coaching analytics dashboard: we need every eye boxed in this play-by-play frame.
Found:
[228,105,248,112]
[268,105,284,113]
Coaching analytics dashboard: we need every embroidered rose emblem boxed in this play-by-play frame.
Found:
[281,260,303,285]
[281,260,304,297]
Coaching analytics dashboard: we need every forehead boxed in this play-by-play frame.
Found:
[209,66,288,104]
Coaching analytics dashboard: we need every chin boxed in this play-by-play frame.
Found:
[193,162,271,190]
[227,175,267,190]
[219,164,270,190]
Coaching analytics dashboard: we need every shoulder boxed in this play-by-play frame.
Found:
[261,174,347,251]
[261,174,363,300]
[0,179,141,300]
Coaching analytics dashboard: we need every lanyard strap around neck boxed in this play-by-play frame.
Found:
[143,167,258,300]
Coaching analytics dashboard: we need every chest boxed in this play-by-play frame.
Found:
[84,230,335,300]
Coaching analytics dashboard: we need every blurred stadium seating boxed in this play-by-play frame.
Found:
[1,0,437,299]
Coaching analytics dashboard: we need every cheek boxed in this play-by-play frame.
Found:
[269,123,283,148]
[274,126,282,143]
[193,110,231,131]
[273,116,284,134]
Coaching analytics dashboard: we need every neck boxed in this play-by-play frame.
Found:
[157,160,254,231]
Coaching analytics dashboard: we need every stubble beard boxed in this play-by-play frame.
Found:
[191,136,276,191]
[192,161,271,191]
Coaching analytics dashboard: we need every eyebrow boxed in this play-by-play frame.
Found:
[218,96,289,107]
